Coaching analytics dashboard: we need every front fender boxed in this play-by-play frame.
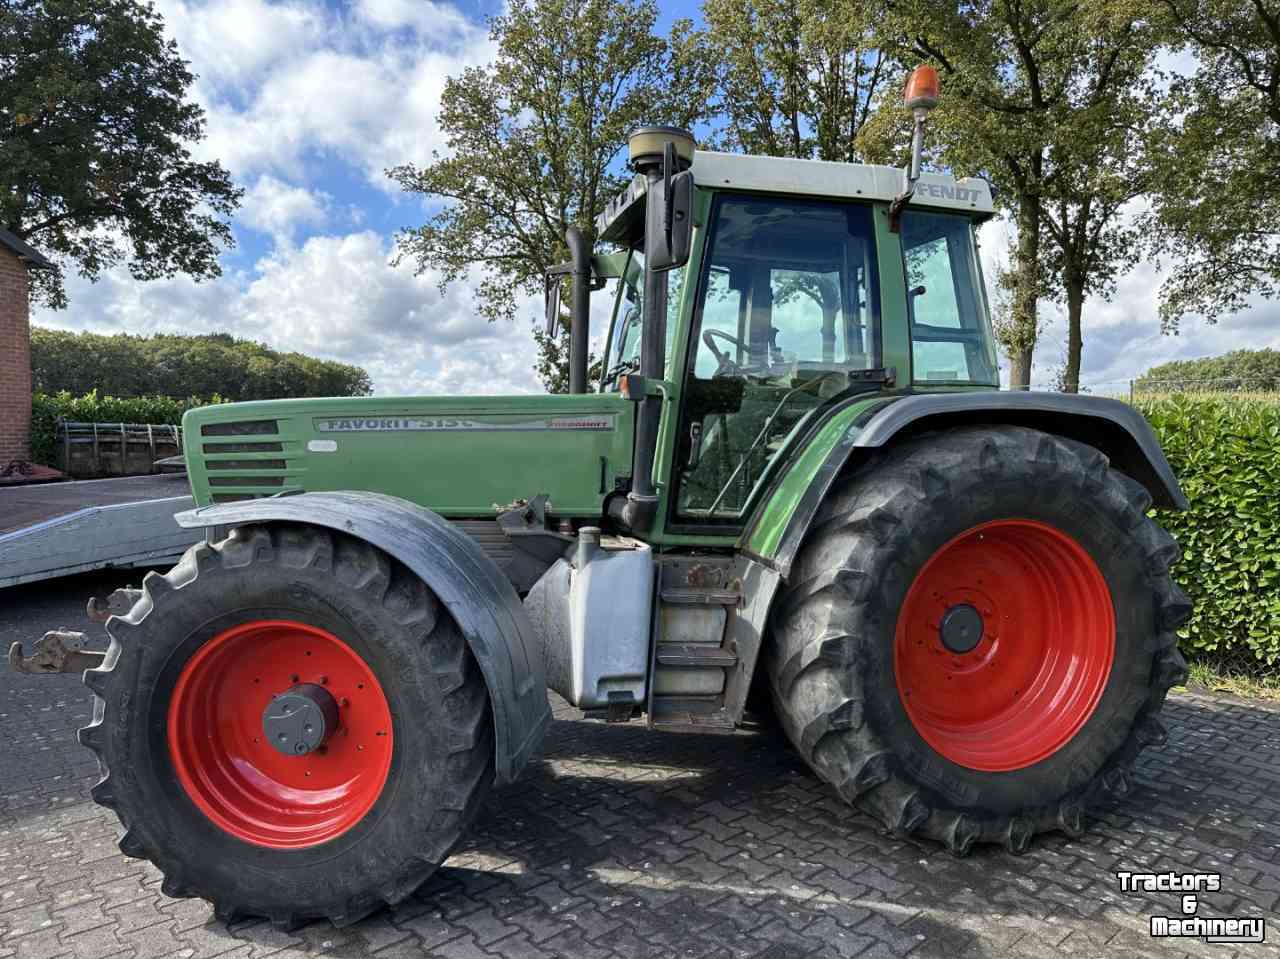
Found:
[175,491,550,784]
[745,391,1187,580]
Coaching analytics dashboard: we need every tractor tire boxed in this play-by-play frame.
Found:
[767,425,1191,855]
[80,524,493,927]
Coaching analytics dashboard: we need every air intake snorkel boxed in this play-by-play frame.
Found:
[610,126,695,533]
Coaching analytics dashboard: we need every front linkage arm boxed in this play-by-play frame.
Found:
[8,587,140,675]
[9,629,105,675]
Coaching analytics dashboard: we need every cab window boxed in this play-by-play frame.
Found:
[674,194,880,523]
[900,210,998,385]
[601,248,685,390]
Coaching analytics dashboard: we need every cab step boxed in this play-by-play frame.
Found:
[649,695,736,733]
[660,588,741,606]
[655,643,738,668]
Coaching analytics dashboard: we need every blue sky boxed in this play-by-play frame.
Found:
[32,0,1280,395]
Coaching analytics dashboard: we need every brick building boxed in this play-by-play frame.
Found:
[0,229,53,466]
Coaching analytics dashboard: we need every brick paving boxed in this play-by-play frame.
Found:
[1,570,1277,958]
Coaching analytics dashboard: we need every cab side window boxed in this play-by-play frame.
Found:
[901,211,998,385]
[674,195,880,523]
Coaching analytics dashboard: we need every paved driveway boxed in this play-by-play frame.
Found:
[1,571,1276,959]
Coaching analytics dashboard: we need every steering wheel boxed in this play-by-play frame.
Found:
[702,329,753,377]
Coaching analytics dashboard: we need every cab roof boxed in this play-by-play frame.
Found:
[597,150,995,243]
[693,151,994,216]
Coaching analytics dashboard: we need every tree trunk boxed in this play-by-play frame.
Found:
[1007,191,1042,391]
[1063,276,1085,394]
[1008,347,1034,390]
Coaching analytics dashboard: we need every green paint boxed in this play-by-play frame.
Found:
[875,207,912,383]
[744,395,888,558]
[185,394,635,516]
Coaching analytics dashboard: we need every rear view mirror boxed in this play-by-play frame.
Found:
[646,164,693,273]
[543,264,570,336]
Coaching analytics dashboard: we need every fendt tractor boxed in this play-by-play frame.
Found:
[12,68,1191,927]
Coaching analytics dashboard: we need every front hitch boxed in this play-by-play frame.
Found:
[8,629,105,675]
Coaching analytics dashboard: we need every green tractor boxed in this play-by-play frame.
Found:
[62,70,1190,926]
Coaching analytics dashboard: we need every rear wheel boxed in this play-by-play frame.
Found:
[767,426,1191,854]
[80,524,493,926]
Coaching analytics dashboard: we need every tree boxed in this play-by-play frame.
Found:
[700,0,898,161]
[1136,348,1280,392]
[1146,0,1280,329]
[390,0,711,391]
[1039,19,1167,392]
[886,0,1165,389]
[30,328,373,400]
[0,0,241,307]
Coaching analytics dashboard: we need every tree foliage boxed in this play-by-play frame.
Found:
[1146,0,1280,329]
[700,0,898,161]
[0,0,241,307]
[1136,348,1280,391]
[885,0,1165,389]
[1037,15,1168,393]
[28,389,220,465]
[390,0,711,390]
[30,328,373,401]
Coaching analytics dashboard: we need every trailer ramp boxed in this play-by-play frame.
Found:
[0,475,198,588]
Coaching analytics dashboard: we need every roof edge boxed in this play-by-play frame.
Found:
[0,228,55,271]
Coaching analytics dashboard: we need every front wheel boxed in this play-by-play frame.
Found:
[80,524,494,926]
[767,425,1191,854]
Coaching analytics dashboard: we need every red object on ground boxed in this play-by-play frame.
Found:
[0,462,64,486]
[168,620,394,849]
[894,519,1115,772]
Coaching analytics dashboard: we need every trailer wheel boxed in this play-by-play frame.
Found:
[767,425,1191,854]
[80,524,493,927]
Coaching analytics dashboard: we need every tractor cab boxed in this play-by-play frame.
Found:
[554,127,1000,539]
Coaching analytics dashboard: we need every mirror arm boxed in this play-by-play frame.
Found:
[663,141,675,239]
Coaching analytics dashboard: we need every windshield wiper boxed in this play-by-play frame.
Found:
[704,372,838,515]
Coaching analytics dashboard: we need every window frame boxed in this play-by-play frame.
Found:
[599,248,645,393]
[665,190,884,534]
[899,209,999,388]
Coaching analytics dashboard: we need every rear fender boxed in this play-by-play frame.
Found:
[748,391,1187,581]
[175,491,550,783]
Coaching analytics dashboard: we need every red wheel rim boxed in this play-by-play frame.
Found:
[894,519,1115,772]
[168,620,393,848]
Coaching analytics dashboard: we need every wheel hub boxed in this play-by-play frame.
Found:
[167,620,393,849]
[938,603,984,654]
[262,683,339,756]
[894,519,1115,772]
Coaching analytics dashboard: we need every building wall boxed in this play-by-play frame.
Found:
[0,246,32,464]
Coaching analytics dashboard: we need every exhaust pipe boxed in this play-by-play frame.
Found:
[565,226,591,395]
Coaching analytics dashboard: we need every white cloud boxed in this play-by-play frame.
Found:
[33,231,548,397]
[155,0,493,189]
[238,175,331,246]
[976,215,1280,392]
[154,0,328,91]
[353,0,475,36]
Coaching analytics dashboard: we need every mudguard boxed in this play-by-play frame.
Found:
[751,391,1188,580]
[175,491,550,783]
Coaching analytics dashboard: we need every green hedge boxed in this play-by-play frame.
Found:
[1139,395,1280,670]
[30,391,225,466]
